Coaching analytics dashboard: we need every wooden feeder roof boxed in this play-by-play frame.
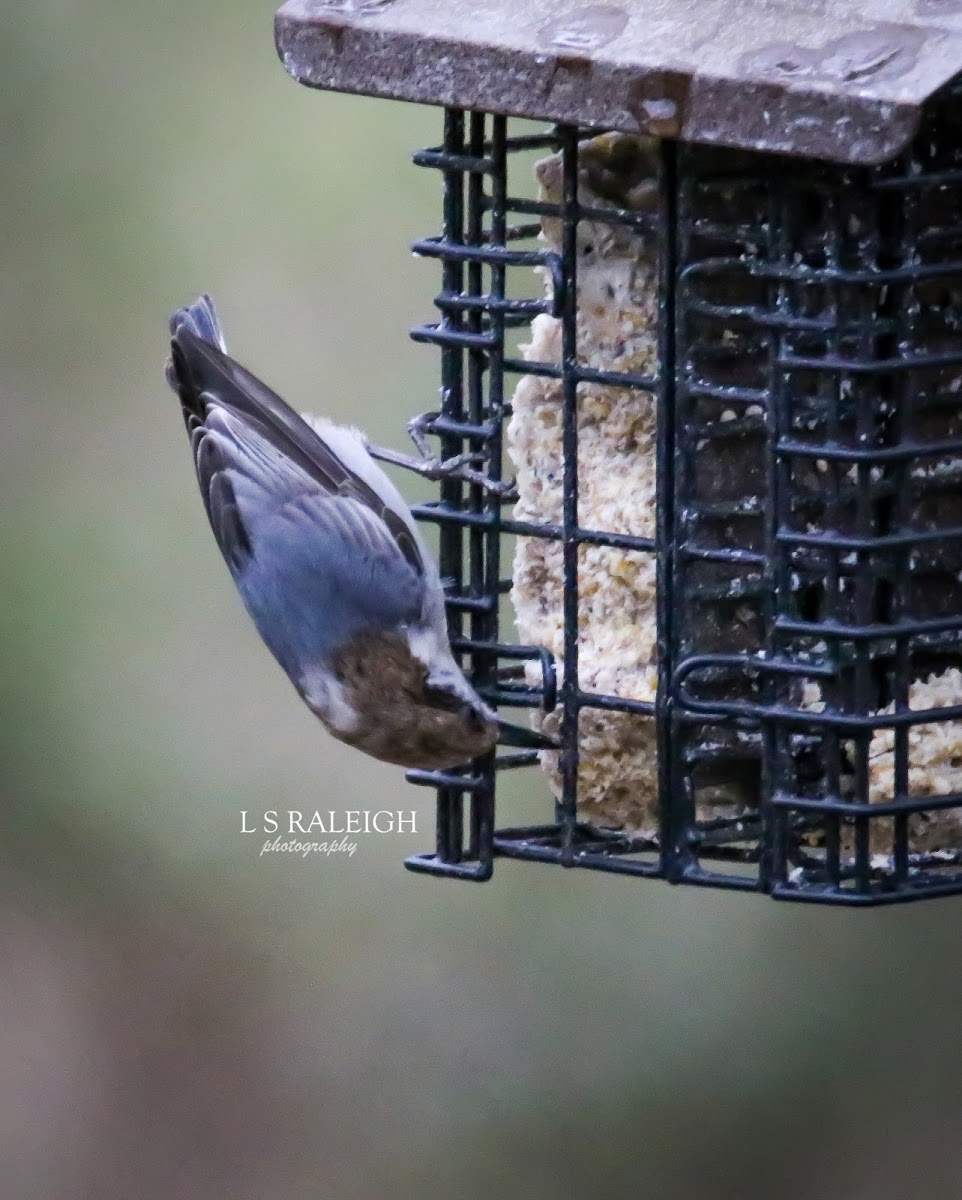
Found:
[275,0,962,166]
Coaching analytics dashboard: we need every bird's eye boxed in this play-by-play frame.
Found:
[424,683,463,713]
[464,706,488,734]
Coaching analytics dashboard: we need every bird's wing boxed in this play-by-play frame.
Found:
[168,327,431,674]
[169,327,425,575]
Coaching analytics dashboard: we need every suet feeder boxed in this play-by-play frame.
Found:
[276,0,962,904]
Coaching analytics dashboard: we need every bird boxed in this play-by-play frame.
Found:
[165,294,554,770]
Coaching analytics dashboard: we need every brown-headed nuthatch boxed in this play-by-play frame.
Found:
[165,295,554,770]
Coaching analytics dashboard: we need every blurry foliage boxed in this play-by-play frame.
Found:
[1,3,962,1198]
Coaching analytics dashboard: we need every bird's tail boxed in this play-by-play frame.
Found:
[169,293,226,351]
[165,293,228,399]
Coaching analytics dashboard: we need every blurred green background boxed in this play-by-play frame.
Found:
[2,3,961,1198]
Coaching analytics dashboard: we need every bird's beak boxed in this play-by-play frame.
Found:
[495,717,558,751]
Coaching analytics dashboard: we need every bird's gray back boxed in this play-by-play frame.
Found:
[237,483,426,682]
[169,326,432,685]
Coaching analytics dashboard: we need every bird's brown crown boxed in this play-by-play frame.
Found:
[325,631,497,770]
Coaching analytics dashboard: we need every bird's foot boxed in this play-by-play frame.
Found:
[366,412,518,499]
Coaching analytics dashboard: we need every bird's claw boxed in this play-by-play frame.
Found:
[366,412,517,499]
[417,454,518,499]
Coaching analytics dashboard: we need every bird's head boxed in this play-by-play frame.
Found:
[317,631,554,771]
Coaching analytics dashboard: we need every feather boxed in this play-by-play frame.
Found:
[168,321,424,575]
[166,297,433,679]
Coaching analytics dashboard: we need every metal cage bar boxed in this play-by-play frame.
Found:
[404,83,962,904]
